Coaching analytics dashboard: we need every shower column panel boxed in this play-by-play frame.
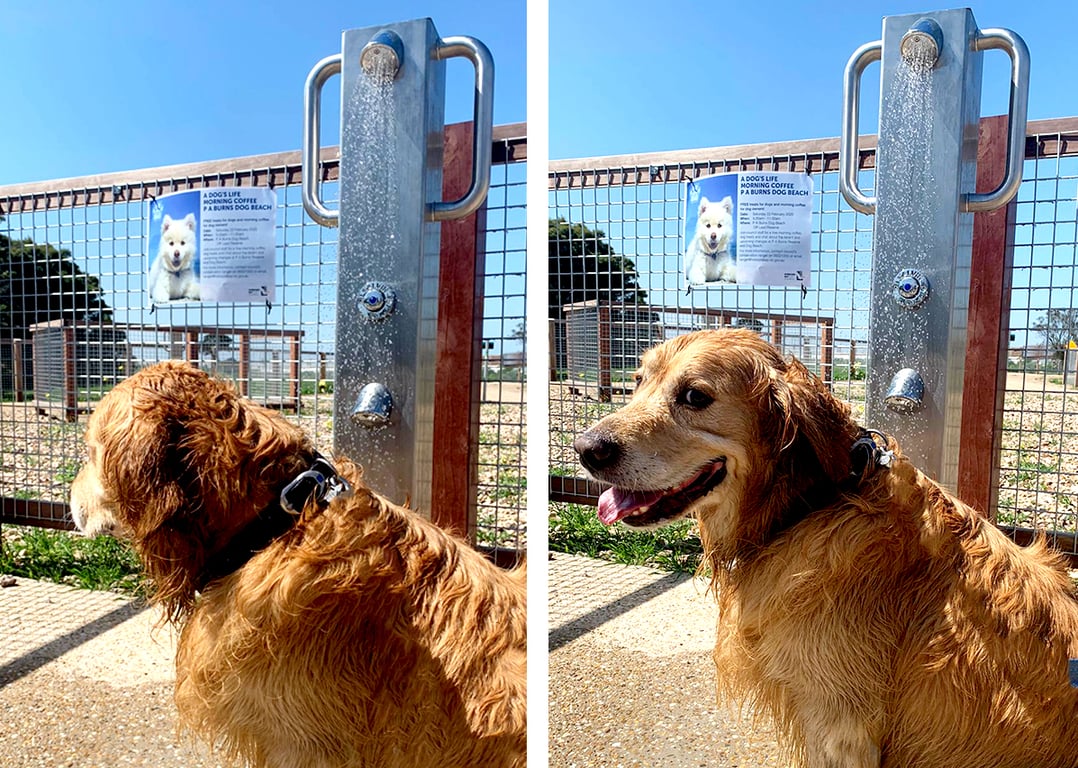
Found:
[302,19,494,513]
[840,9,1028,490]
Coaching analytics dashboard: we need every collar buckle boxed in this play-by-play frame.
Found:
[847,428,894,484]
[280,456,353,515]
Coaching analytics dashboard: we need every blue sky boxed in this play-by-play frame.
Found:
[0,0,525,186]
[5,2,1072,180]
[549,0,1078,159]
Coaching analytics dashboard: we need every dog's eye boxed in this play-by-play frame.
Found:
[633,374,643,390]
[677,388,713,409]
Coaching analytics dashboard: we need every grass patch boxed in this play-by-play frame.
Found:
[549,502,704,574]
[831,363,866,382]
[0,525,145,597]
[1013,452,1059,484]
[54,459,81,485]
[494,470,525,500]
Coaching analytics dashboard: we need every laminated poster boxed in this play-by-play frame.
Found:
[146,187,277,304]
[683,171,813,288]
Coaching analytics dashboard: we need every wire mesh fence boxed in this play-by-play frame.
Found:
[0,128,527,552]
[548,118,1078,553]
[548,142,875,502]
[998,125,1078,548]
[476,144,528,549]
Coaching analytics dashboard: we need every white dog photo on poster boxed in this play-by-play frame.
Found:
[684,195,736,285]
[149,212,200,303]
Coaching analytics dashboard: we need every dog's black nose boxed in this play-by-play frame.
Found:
[573,432,621,473]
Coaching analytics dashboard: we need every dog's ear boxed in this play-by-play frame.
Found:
[161,214,173,233]
[96,395,208,618]
[132,470,208,619]
[698,196,710,214]
[719,195,733,214]
[97,363,313,619]
[183,213,196,231]
[769,358,856,484]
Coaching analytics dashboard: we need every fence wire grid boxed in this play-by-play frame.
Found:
[0,131,526,552]
[549,119,1078,554]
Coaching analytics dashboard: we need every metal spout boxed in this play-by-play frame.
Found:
[351,382,393,427]
[884,368,925,413]
[900,17,944,69]
[360,30,404,80]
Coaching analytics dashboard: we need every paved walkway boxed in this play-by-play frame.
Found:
[1,555,783,767]
[548,553,783,767]
[0,578,218,767]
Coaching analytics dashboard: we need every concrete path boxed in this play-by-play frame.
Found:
[548,553,784,767]
[0,578,218,767]
[1,554,784,767]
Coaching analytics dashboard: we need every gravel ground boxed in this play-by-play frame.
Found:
[0,379,527,548]
[2,555,783,768]
[548,553,784,767]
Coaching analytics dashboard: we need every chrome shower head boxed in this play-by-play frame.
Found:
[360,29,404,81]
[900,17,944,69]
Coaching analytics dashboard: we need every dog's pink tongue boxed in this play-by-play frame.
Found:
[597,487,664,525]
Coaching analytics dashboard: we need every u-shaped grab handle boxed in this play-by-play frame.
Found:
[963,28,1030,213]
[301,53,343,228]
[839,40,882,215]
[301,36,494,227]
[429,36,495,222]
[840,27,1029,217]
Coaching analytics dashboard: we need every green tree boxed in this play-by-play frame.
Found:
[1034,309,1078,361]
[0,216,119,394]
[510,321,525,346]
[0,216,112,341]
[548,218,647,320]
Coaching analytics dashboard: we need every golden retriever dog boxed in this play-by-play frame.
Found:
[574,329,1078,768]
[69,361,526,768]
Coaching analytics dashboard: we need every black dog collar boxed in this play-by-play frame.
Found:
[197,453,352,590]
[847,428,895,485]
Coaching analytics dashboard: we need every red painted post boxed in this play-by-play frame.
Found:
[431,122,486,542]
[289,334,301,407]
[237,334,250,397]
[597,303,612,402]
[958,114,1016,520]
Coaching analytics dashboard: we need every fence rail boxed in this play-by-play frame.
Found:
[548,116,1078,555]
[0,124,527,555]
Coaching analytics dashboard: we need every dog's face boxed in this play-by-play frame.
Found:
[158,213,197,272]
[575,330,858,552]
[70,361,311,611]
[694,196,733,253]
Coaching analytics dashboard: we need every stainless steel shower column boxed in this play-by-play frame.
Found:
[302,18,493,512]
[841,9,1028,489]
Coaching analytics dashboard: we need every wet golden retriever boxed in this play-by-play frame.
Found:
[70,361,526,768]
[575,329,1078,768]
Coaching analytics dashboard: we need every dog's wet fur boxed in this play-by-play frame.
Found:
[576,329,1078,768]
